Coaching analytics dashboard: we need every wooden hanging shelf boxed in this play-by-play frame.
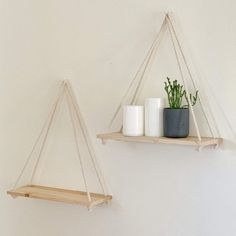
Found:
[97,132,223,149]
[105,14,224,152]
[7,185,112,208]
[7,81,111,210]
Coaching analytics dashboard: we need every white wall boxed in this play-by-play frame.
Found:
[1,0,236,235]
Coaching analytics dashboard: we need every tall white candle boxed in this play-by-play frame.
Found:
[145,98,165,137]
[123,105,144,136]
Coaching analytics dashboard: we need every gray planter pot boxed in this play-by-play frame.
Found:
[163,108,189,138]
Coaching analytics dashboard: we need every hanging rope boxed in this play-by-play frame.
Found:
[65,81,108,196]
[109,16,168,128]
[30,84,65,184]
[166,15,202,141]
[166,13,219,138]
[65,84,91,202]
[131,17,168,105]
[14,83,65,188]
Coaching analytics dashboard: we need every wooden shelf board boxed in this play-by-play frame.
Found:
[7,185,112,208]
[97,132,223,148]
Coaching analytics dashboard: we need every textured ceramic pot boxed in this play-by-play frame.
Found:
[163,108,189,138]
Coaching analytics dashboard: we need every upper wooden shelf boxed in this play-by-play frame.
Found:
[97,132,223,150]
[7,185,112,208]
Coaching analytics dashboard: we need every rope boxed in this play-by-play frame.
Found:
[65,85,91,202]
[166,14,218,138]
[65,81,108,196]
[109,15,167,128]
[166,16,202,141]
[14,83,65,188]
[30,83,65,184]
[131,18,167,105]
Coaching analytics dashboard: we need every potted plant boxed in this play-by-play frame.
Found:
[163,77,198,138]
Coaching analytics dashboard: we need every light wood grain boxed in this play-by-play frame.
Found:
[7,185,112,208]
[97,132,223,149]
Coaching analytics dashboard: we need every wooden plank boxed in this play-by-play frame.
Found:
[7,185,112,207]
[97,132,223,148]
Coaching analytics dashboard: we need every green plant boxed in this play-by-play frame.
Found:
[164,77,198,109]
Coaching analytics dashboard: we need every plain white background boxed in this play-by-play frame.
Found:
[1,0,236,235]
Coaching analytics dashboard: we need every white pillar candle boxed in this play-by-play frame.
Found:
[123,105,144,136]
[145,98,165,137]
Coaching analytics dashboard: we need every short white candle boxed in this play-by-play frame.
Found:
[145,98,165,137]
[123,105,144,136]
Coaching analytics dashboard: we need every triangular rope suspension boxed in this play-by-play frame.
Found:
[109,13,221,141]
[8,80,111,209]
[165,14,219,139]
[64,81,108,196]
[13,83,65,189]
[109,16,168,128]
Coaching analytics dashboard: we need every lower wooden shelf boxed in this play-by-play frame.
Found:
[7,185,112,208]
[97,132,223,150]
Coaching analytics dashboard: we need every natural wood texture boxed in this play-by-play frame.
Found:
[7,185,112,208]
[97,132,223,149]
